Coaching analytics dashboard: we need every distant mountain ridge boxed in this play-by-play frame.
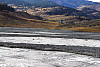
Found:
[0,0,32,7]
[23,0,59,7]
[1,0,100,11]
[45,6,100,19]
[23,0,100,11]
[0,0,60,8]
[23,0,100,8]
[50,0,98,8]
[0,0,100,19]
[51,0,100,11]
[85,4,100,11]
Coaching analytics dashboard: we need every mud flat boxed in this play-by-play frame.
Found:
[0,27,100,58]
[0,41,100,58]
[0,27,100,40]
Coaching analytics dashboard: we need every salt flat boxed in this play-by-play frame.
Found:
[0,27,100,67]
[0,27,100,47]
[0,47,100,67]
[0,37,100,47]
[0,27,100,40]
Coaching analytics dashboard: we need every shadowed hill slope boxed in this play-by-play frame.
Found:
[0,4,100,33]
[0,3,15,12]
[45,6,100,19]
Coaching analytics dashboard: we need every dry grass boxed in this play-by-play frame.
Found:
[55,26,100,33]
[0,11,100,33]
[0,20,100,33]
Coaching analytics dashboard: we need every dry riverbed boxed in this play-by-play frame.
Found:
[0,27,100,67]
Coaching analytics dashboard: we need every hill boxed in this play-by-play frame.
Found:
[23,0,59,7]
[85,4,100,11]
[0,3,99,33]
[58,19,100,33]
[0,0,100,19]
[21,0,100,19]
[50,0,100,9]
[0,0,33,11]
[45,6,100,19]
[0,3,15,12]
[0,11,61,29]
[0,0,32,6]
[1,0,100,12]
[0,4,61,29]
[78,7,100,19]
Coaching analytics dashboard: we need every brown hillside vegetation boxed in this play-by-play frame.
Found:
[0,11,100,33]
[0,4,100,33]
[85,4,100,11]
[0,11,61,29]
[57,19,100,33]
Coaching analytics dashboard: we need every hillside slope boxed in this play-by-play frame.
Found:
[0,4,61,29]
[1,0,100,19]
[85,4,100,11]
[0,11,61,29]
[0,3,15,12]
[0,0,32,6]
[45,6,100,19]
[23,0,59,7]
[51,0,100,10]
[0,4,100,33]
[1,0,100,12]
[78,7,100,19]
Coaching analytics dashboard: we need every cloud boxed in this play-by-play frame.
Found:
[88,0,100,2]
